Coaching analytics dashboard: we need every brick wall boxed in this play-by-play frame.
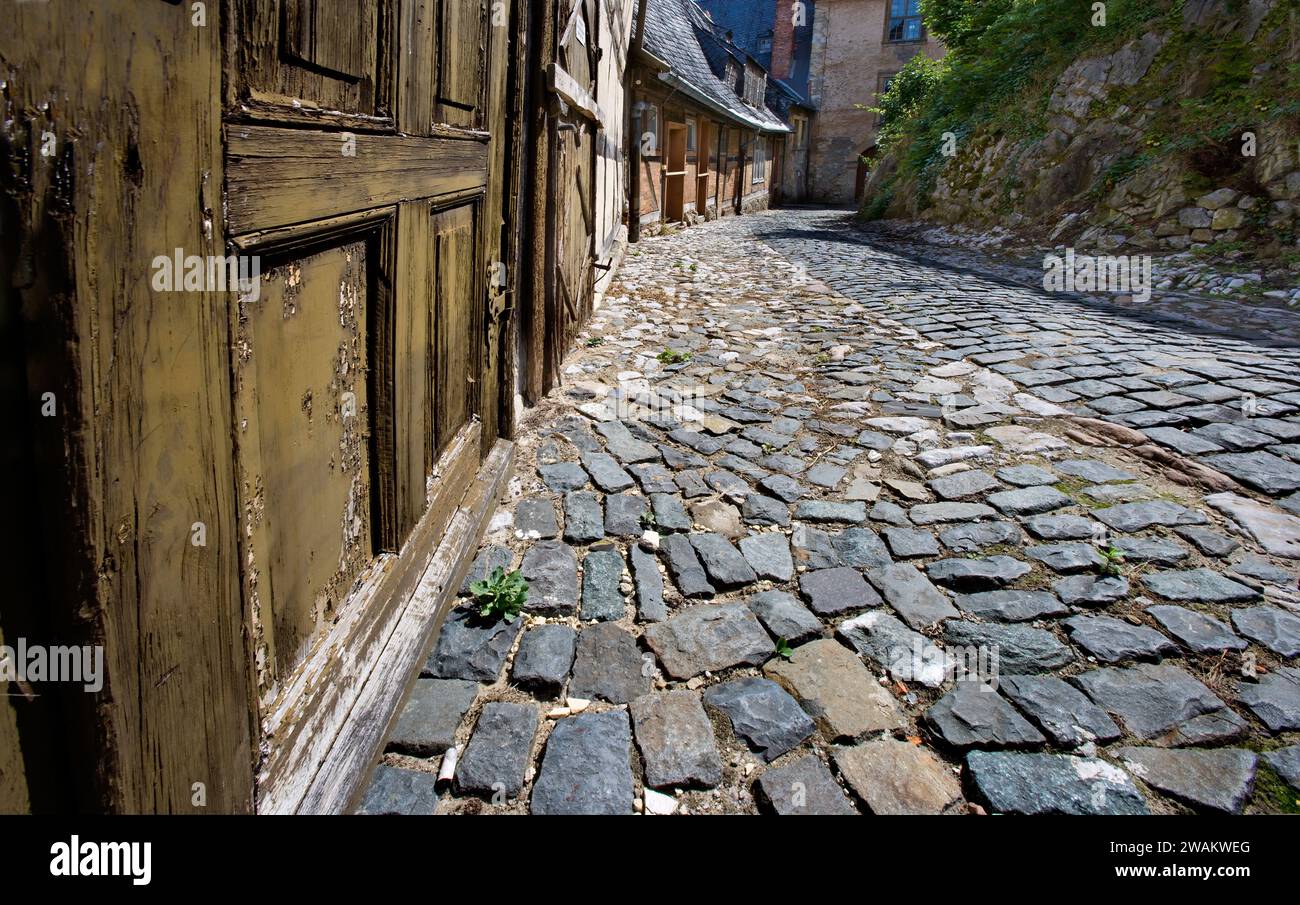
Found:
[807,0,944,203]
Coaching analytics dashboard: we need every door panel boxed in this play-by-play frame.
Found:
[229,0,384,121]
[235,241,375,677]
[438,0,486,126]
[433,204,478,454]
[284,0,374,79]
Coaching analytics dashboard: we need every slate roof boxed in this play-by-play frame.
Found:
[639,0,790,133]
[696,0,817,108]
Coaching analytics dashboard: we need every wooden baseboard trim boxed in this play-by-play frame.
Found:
[294,438,515,814]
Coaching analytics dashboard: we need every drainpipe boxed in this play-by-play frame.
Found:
[627,0,648,243]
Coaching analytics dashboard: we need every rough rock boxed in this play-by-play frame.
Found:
[643,601,775,679]
[764,639,906,741]
[630,691,723,789]
[965,751,1148,815]
[1117,746,1257,814]
[456,702,539,798]
[511,624,578,693]
[531,710,634,815]
[755,755,858,815]
[834,738,962,815]
[569,623,651,704]
[703,677,816,762]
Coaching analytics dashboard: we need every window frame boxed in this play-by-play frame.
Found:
[752,138,767,184]
[885,0,925,43]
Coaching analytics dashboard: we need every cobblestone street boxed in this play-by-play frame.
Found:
[362,207,1300,816]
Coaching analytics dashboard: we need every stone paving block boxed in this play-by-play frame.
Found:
[690,531,758,589]
[1073,663,1247,745]
[424,607,523,681]
[531,710,634,815]
[389,678,478,756]
[837,610,947,688]
[1063,614,1177,664]
[356,765,441,815]
[998,674,1120,747]
[630,691,723,789]
[764,639,905,741]
[629,544,667,623]
[798,566,882,615]
[1092,500,1208,532]
[965,751,1148,815]
[988,485,1073,515]
[939,520,1023,552]
[604,492,648,537]
[756,755,858,815]
[834,738,962,815]
[955,589,1067,622]
[456,702,539,798]
[1238,666,1300,732]
[515,498,559,540]
[881,527,939,558]
[926,555,1032,590]
[512,623,578,693]
[643,601,774,679]
[703,677,816,762]
[868,563,959,629]
[738,531,795,581]
[944,621,1074,674]
[659,531,715,598]
[1231,607,1300,657]
[1147,605,1246,654]
[580,547,625,621]
[520,541,579,614]
[1117,746,1257,814]
[569,623,651,704]
[924,682,1046,750]
[747,590,823,645]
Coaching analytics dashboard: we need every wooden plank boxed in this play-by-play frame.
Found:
[433,204,477,452]
[225,125,488,235]
[299,438,515,814]
[549,63,601,122]
[284,0,374,79]
[395,202,435,541]
[439,0,486,127]
[226,0,380,121]
[256,422,483,813]
[397,0,437,133]
[6,0,254,813]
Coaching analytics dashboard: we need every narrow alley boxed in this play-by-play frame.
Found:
[363,207,1300,816]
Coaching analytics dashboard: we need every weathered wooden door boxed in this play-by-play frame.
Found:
[2,0,517,814]
[222,0,514,812]
[545,0,599,389]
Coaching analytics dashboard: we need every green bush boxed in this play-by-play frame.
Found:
[861,0,1300,221]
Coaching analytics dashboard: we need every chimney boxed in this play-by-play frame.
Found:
[770,0,796,80]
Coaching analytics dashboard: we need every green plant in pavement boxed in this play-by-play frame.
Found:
[469,567,529,623]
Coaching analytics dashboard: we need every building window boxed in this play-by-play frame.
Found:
[874,72,897,126]
[752,139,767,183]
[758,30,773,54]
[887,0,924,42]
[686,118,696,152]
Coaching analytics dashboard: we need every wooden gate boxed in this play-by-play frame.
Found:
[526,0,600,398]
[2,0,521,813]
